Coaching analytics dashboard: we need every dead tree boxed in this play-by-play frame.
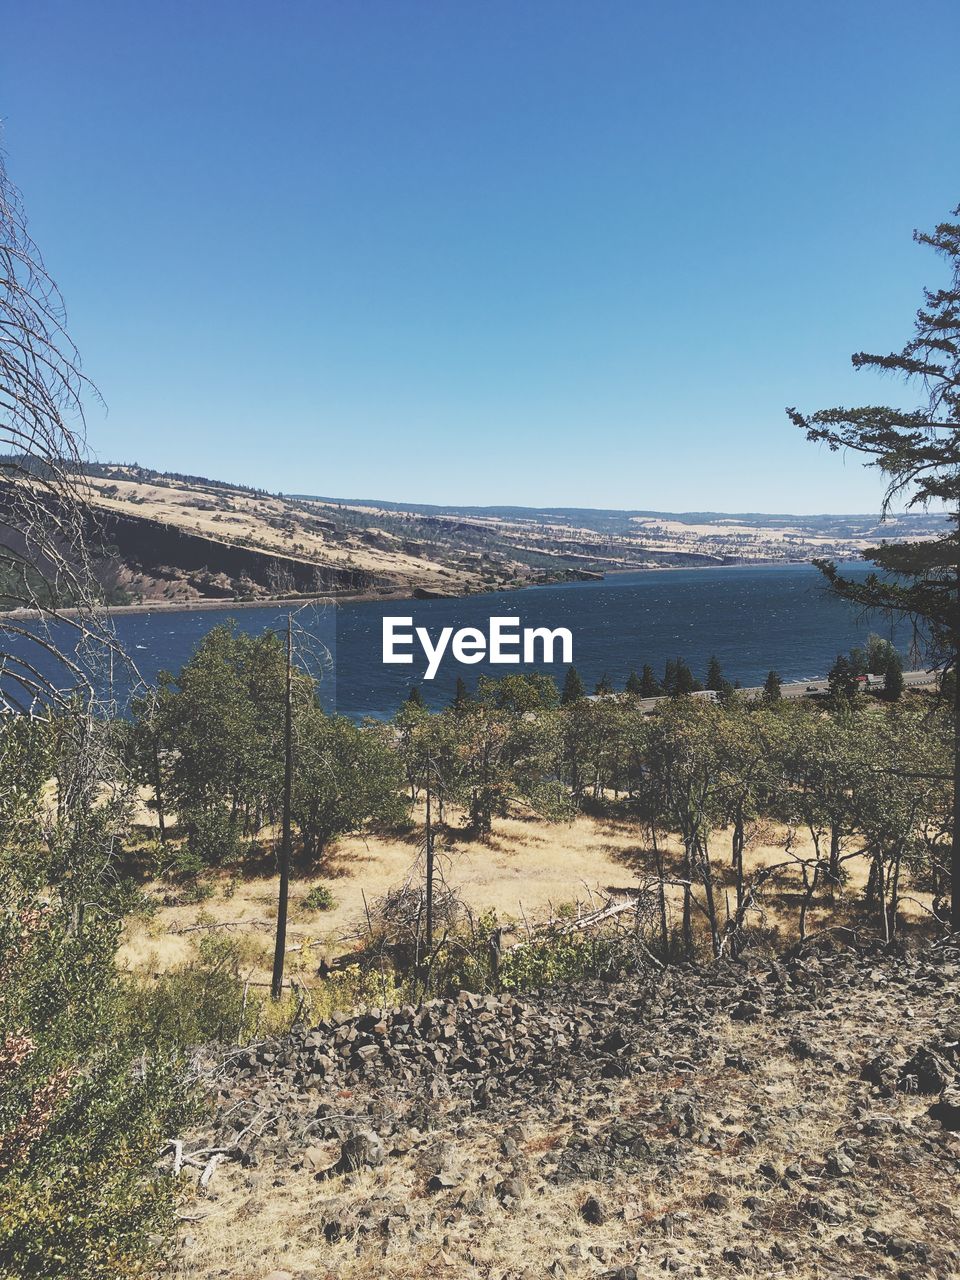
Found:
[0,148,115,712]
[0,147,134,927]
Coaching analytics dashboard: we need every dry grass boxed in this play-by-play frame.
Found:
[120,808,648,979]
[175,1155,646,1279]
[120,806,933,986]
[83,475,512,596]
[149,807,950,1280]
[172,958,960,1280]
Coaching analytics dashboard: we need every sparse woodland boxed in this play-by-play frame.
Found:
[126,634,954,961]
[3,131,960,1280]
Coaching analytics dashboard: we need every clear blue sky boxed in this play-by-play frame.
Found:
[4,1,958,513]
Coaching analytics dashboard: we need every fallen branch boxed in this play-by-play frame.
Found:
[169,918,273,936]
[199,1152,226,1189]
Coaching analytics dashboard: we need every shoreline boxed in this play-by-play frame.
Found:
[1,588,411,621]
[3,556,861,621]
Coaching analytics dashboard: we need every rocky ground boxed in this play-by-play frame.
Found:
[172,938,960,1280]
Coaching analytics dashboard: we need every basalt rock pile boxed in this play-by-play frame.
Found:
[178,940,960,1280]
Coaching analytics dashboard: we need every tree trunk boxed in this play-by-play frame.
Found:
[151,735,166,844]
[865,852,880,907]
[681,840,694,959]
[887,846,903,940]
[799,861,819,942]
[698,839,720,958]
[425,761,434,956]
[828,825,841,888]
[651,826,670,957]
[732,814,745,914]
[271,615,294,1000]
[952,615,960,932]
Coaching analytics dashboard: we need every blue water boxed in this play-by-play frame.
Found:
[4,563,908,719]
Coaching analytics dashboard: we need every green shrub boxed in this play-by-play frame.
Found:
[496,926,626,990]
[167,843,206,878]
[119,934,258,1050]
[112,877,159,920]
[0,714,194,1278]
[184,807,242,865]
[0,899,193,1280]
[181,877,215,904]
[302,883,336,912]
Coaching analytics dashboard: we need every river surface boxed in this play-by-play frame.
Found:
[10,563,912,719]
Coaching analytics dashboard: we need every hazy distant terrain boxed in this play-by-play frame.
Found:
[60,464,947,607]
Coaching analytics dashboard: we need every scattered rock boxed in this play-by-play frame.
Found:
[899,1046,950,1095]
[330,1130,384,1175]
[580,1194,607,1224]
[181,939,960,1280]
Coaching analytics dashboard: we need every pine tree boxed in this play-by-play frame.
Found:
[763,669,783,702]
[625,670,644,696]
[663,659,678,697]
[789,206,960,926]
[594,672,613,696]
[639,664,662,698]
[706,655,724,692]
[561,665,586,705]
[672,658,700,696]
[884,650,905,701]
[453,676,470,711]
[827,654,859,704]
[407,685,425,709]
[849,645,869,678]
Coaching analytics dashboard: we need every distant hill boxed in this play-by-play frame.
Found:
[293,494,947,542]
[7,459,945,610]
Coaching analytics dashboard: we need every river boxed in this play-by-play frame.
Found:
[10,562,911,719]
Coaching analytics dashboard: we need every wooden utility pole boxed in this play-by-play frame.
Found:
[424,757,434,954]
[953,557,960,934]
[271,614,294,999]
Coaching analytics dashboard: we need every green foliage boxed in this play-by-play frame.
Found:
[453,676,471,710]
[788,207,960,671]
[496,927,627,989]
[439,911,634,992]
[788,207,960,926]
[131,624,411,867]
[130,624,312,856]
[560,665,586,705]
[0,716,191,1280]
[664,657,701,696]
[866,633,898,676]
[166,843,207,879]
[302,882,336,911]
[293,710,409,857]
[827,653,860,705]
[477,672,559,713]
[184,805,243,865]
[763,669,782,702]
[181,877,216,904]
[119,934,258,1050]
[639,664,662,697]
